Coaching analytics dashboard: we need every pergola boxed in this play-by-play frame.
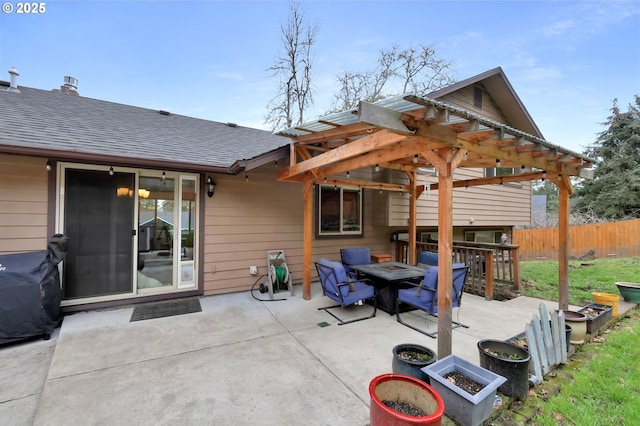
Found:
[277,94,595,357]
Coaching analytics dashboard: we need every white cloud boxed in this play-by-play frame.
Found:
[542,19,575,37]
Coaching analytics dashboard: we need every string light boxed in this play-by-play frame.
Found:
[379,185,382,194]
[245,172,249,182]
[46,161,52,171]
[274,160,278,168]
[346,171,350,178]
[413,154,419,164]
[495,159,501,167]
[109,166,114,176]
[162,171,166,180]
[521,165,526,171]
[375,164,380,172]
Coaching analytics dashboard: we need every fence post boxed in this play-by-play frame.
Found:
[512,247,521,291]
[484,251,494,300]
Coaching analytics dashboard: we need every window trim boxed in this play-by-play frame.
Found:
[316,184,364,238]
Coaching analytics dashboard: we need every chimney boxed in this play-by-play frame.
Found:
[6,67,20,92]
[55,76,79,95]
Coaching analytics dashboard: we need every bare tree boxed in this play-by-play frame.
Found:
[328,44,454,113]
[265,2,317,131]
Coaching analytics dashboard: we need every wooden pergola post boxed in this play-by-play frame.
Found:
[436,159,454,358]
[302,179,313,300]
[557,176,572,310]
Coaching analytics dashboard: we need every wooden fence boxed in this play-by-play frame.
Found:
[513,218,640,261]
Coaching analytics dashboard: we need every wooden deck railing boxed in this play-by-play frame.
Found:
[395,240,521,300]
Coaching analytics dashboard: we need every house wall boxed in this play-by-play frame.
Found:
[202,165,396,295]
[386,168,532,228]
[439,85,508,122]
[0,154,49,254]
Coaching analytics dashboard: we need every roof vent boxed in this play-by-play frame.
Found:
[226,122,238,127]
[63,76,78,90]
[6,67,20,93]
[159,110,170,115]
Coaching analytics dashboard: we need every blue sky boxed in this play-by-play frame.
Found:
[1,0,638,154]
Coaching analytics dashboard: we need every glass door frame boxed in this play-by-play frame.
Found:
[57,163,200,306]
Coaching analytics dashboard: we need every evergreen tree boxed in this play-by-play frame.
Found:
[573,96,640,219]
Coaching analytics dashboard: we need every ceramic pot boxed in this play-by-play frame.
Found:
[392,343,437,385]
[616,282,640,303]
[369,373,445,426]
[562,310,588,344]
[477,340,531,400]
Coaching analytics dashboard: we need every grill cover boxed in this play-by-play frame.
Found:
[0,234,68,344]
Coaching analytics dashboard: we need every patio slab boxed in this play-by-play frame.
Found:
[1,284,635,425]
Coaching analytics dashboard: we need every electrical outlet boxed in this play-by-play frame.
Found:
[249,265,258,275]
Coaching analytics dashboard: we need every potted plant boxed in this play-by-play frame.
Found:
[422,354,506,426]
[578,303,613,334]
[477,339,531,400]
[369,373,445,425]
[392,343,437,385]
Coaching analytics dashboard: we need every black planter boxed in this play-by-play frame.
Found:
[392,343,437,385]
[477,339,531,400]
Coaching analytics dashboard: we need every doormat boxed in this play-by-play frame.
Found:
[130,298,202,322]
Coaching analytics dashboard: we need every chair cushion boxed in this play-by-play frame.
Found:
[417,267,438,301]
[341,247,371,266]
[398,287,437,313]
[418,251,438,266]
[318,258,350,298]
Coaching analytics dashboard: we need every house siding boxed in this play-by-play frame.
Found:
[0,154,49,254]
[202,165,397,295]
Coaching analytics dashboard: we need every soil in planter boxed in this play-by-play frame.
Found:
[580,306,604,320]
[382,400,428,417]
[444,371,486,395]
[483,347,526,360]
[398,349,435,363]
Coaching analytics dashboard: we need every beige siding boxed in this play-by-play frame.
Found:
[387,168,531,227]
[0,154,49,254]
[202,166,396,295]
[439,86,508,123]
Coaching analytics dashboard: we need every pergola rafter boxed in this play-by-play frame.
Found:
[277,93,595,358]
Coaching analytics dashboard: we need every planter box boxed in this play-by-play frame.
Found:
[578,303,612,334]
[422,354,506,426]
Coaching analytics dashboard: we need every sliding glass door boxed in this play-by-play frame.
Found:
[63,169,135,299]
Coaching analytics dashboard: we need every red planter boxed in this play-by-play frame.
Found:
[369,373,445,426]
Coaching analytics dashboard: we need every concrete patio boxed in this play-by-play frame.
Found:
[1,284,634,425]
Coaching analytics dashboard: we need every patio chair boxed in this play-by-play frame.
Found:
[340,247,371,280]
[418,251,439,267]
[315,258,377,325]
[395,263,469,338]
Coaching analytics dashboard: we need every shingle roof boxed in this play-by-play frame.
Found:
[0,83,290,171]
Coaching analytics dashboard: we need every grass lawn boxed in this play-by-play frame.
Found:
[490,306,640,425]
[519,257,640,306]
[488,257,640,425]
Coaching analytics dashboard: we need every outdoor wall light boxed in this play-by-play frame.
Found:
[206,176,216,198]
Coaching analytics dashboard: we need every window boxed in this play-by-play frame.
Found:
[485,167,517,178]
[484,167,523,186]
[318,185,362,236]
[473,86,483,109]
[465,230,503,244]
